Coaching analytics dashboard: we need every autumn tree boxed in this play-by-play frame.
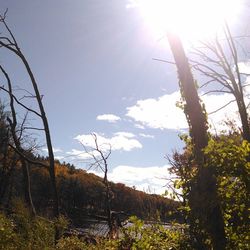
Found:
[0,101,17,205]
[0,65,37,215]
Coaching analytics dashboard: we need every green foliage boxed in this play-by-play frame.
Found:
[170,134,250,249]
[54,215,70,239]
[204,136,250,249]
[117,216,191,250]
[56,236,87,250]
[0,209,194,250]
[0,200,58,249]
[0,213,18,250]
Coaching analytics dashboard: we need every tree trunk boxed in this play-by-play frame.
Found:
[104,169,114,238]
[167,32,226,250]
[0,161,15,206]
[237,98,250,142]
[18,54,59,218]
[0,27,59,218]
[21,159,36,216]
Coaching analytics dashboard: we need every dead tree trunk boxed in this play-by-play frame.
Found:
[190,24,250,142]
[80,133,116,238]
[17,53,59,218]
[190,24,250,192]
[167,32,226,250]
[0,13,59,218]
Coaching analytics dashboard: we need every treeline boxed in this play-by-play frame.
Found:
[1,155,179,226]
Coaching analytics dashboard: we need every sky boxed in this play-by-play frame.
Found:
[0,0,250,195]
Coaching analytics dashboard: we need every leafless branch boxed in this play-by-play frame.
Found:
[18,111,28,141]
[208,99,236,115]
[0,85,42,117]
[8,144,49,168]
[152,58,176,65]
[201,89,231,96]
[16,126,45,132]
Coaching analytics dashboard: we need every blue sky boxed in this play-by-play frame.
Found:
[0,0,249,194]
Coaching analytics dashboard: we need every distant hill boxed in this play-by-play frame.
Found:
[6,158,180,226]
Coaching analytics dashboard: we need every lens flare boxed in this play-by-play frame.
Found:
[135,0,241,41]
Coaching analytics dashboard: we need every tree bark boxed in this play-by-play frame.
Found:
[18,54,59,218]
[167,32,226,250]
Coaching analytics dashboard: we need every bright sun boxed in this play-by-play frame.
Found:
[134,0,241,41]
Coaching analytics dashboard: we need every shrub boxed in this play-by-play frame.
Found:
[0,212,19,250]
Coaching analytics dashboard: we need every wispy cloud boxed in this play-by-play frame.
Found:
[126,91,244,132]
[114,132,135,138]
[96,114,121,123]
[135,124,145,129]
[139,133,154,138]
[66,148,99,160]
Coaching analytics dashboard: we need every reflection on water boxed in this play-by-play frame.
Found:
[66,220,173,238]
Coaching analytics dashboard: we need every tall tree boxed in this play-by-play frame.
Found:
[167,32,226,249]
[0,10,59,218]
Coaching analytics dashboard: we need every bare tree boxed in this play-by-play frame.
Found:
[167,31,226,250]
[191,23,250,142]
[0,10,59,218]
[191,24,250,193]
[79,133,118,238]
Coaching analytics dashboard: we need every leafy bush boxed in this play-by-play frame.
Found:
[56,236,87,250]
[0,200,69,249]
[117,216,191,250]
[0,212,19,250]
[170,135,250,249]
[204,137,250,249]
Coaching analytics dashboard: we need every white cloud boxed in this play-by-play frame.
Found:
[114,132,135,138]
[126,91,245,132]
[126,91,187,130]
[201,93,240,132]
[54,156,65,160]
[89,165,174,195]
[74,132,142,152]
[135,123,145,129]
[96,114,121,123]
[238,61,250,74]
[139,133,154,138]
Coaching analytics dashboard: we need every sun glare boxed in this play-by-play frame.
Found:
[136,0,241,41]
